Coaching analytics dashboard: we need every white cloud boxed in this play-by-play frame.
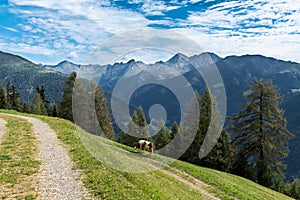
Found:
[3,0,300,64]
[8,0,150,63]
[1,26,19,32]
[140,1,180,16]
[172,0,300,62]
[115,48,174,64]
[67,51,79,60]
[191,0,300,34]
[0,42,55,56]
[176,28,300,63]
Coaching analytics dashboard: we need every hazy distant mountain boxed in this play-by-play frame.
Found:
[42,60,79,75]
[0,51,67,104]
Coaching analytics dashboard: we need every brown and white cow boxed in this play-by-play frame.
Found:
[134,140,154,154]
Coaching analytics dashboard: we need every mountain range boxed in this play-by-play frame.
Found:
[1,50,299,180]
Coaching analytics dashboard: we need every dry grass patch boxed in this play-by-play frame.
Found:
[0,115,40,199]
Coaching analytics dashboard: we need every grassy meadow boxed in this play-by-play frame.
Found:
[0,109,294,200]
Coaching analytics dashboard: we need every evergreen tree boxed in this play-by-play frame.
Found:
[200,88,233,172]
[167,121,184,158]
[72,78,96,134]
[180,88,233,172]
[118,131,137,148]
[0,85,7,109]
[181,92,201,163]
[22,102,32,113]
[152,121,171,150]
[36,85,50,110]
[170,121,179,139]
[48,103,58,117]
[285,179,300,199]
[58,72,77,121]
[118,106,150,147]
[228,78,294,189]
[199,88,212,137]
[95,85,115,140]
[130,106,150,139]
[6,82,22,111]
[72,81,115,140]
[32,90,48,115]
[201,130,233,172]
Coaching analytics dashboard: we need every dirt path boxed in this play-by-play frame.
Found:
[148,163,220,200]
[100,141,220,199]
[11,115,91,200]
[0,118,7,141]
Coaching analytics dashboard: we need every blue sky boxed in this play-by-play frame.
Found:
[0,0,299,64]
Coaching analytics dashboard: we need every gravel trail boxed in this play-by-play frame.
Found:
[16,115,91,200]
[0,118,7,141]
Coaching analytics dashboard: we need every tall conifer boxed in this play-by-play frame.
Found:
[228,78,294,189]
[95,85,115,140]
[58,72,77,121]
[0,85,7,109]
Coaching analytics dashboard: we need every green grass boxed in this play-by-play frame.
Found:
[170,161,294,200]
[0,109,294,200]
[34,115,206,199]
[0,114,40,199]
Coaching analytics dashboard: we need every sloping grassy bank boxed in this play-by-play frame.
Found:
[38,115,294,200]
[110,139,293,200]
[171,161,292,200]
[8,111,204,200]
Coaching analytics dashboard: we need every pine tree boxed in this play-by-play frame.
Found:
[72,78,96,134]
[0,85,7,109]
[118,106,150,147]
[48,103,58,117]
[180,88,233,172]
[118,131,137,148]
[22,102,32,113]
[180,92,201,163]
[170,121,179,139]
[58,72,77,121]
[95,84,115,140]
[285,179,300,199]
[36,85,50,110]
[130,106,150,139]
[32,90,48,115]
[200,88,233,172]
[152,121,171,150]
[199,88,212,137]
[201,130,233,172]
[228,78,294,189]
[166,121,182,158]
[6,83,22,111]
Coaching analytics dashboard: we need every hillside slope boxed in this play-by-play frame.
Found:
[0,110,293,200]
[0,51,66,104]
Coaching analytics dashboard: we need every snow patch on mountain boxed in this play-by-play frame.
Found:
[291,88,300,93]
[279,69,292,74]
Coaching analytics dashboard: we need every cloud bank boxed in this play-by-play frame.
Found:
[0,0,299,64]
